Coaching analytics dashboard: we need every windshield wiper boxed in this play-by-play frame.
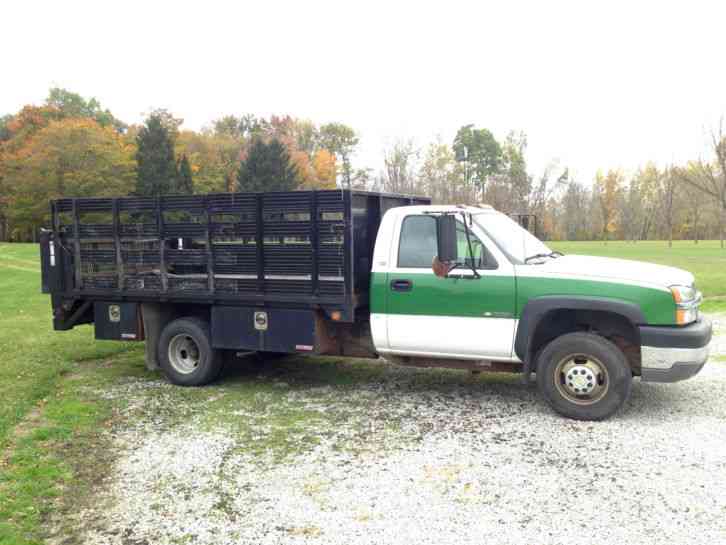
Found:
[524,251,562,263]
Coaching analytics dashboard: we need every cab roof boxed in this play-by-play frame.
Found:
[393,203,496,215]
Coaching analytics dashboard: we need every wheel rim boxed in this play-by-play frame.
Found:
[168,334,201,374]
[553,353,609,405]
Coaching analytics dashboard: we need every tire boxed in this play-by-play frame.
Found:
[157,317,223,386]
[536,332,632,421]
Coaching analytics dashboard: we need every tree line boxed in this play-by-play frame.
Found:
[0,89,357,241]
[1,88,725,246]
[368,130,726,248]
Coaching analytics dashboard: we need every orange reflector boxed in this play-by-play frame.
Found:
[670,287,682,304]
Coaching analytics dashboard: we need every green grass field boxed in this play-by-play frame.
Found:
[0,240,724,543]
[549,240,726,312]
[0,243,140,544]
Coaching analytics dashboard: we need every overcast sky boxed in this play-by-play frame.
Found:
[3,0,726,183]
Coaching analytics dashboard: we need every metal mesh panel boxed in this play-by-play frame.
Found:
[52,190,353,301]
[79,242,117,289]
[215,278,258,294]
[168,276,208,292]
[124,274,161,291]
[212,240,256,275]
[121,240,160,291]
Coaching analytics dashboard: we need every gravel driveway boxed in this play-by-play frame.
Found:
[58,315,726,545]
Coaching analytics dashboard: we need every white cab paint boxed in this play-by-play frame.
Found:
[370,313,389,351]
[517,254,690,292]
[382,314,520,360]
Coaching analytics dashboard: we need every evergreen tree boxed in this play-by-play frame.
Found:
[175,154,194,194]
[135,113,177,197]
[237,137,300,192]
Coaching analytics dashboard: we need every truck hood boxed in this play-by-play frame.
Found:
[528,254,694,289]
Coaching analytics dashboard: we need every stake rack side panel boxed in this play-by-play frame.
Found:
[51,190,350,308]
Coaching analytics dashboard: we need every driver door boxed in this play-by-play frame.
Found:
[384,213,517,359]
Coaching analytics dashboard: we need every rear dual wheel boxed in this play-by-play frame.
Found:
[537,332,632,421]
[158,317,223,386]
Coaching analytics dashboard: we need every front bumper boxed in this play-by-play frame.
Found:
[639,317,712,383]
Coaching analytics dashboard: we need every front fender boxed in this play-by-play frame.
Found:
[515,295,646,362]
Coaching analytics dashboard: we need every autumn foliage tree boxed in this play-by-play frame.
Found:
[212,115,350,191]
[176,130,242,193]
[594,170,623,242]
[2,105,64,145]
[1,118,135,236]
[319,123,358,188]
[0,105,64,239]
[311,149,337,189]
[46,87,125,131]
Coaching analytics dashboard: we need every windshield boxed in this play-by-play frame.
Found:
[473,212,552,264]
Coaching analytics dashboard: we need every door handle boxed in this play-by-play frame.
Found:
[390,279,413,292]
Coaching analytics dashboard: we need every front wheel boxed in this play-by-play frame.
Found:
[536,332,632,421]
[158,317,223,386]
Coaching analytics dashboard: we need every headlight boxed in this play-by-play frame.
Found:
[670,285,701,325]
[670,285,696,304]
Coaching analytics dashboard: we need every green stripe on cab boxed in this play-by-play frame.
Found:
[371,271,515,318]
[371,272,677,326]
[515,276,676,325]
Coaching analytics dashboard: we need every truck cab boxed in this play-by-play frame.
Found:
[369,204,712,419]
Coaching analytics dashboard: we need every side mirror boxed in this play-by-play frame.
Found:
[436,214,458,263]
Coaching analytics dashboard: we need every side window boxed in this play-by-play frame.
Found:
[456,222,498,270]
[398,215,437,268]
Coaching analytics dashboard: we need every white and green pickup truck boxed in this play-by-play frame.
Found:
[368,203,712,420]
[41,190,712,421]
